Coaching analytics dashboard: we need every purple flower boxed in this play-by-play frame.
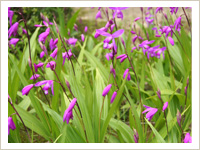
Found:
[63,98,77,124]
[110,65,116,78]
[102,84,112,97]
[74,24,78,31]
[94,27,108,38]
[162,102,168,111]
[169,7,179,15]
[145,14,154,27]
[96,10,102,19]
[142,105,158,121]
[21,27,27,35]
[34,62,44,72]
[8,22,19,38]
[174,16,182,32]
[84,26,88,32]
[50,48,58,59]
[62,49,73,65]
[155,7,163,14]
[111,91,117,103]
[105,52,114,61]
[184,133,192,143]
[157,89,161,99]
[81,34,85,42]
[134,17,140,22]
[116,54,127,63]
[30,74,40,80]
[34,24,43,27]
[35,80,54,95]
[9,38,19,48]
[46,61,56,71]
[22,84,34,96]
[96,29,124,51]
[49,38,58,50]
[132,35,138,43]
[38,28,50,44]
[109,7,128,20]
[8,94,10,99]
[8,7,14,26]
[68,38,77,46]
[8,117,16,135]
[39,43,48,56]
[40,51,45,58]
[168,36,174,46]
[133,130,139,143]
[123,69,131,81]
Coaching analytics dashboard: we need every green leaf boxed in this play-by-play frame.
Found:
[145,118,166,143]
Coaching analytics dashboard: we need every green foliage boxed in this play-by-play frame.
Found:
[8,7,192,143]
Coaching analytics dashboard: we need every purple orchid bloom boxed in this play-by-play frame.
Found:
[46,61,56,71]
[184,133,192,143]
[116,54,127,63]
[63,98,77,124]
[96,29,124,51]
[84,26,88,32]
[40,51,45,58]
[67,38,77,46]
[109,7,128,20]
[34,24,43,27]
[39,43,48,56]
[96,10,102,19]
[134,17,140,22]
[81,34,85,42]
[74,24,78,31]
[35,80,54,95]
[105,52,114,61]
[49,38,58,50]
[22,84,34,96]
[50,48,58,59]
[8,22,19,38]
[8,7,14,26]
[21,27,27,35]
[94,27,108,38]
[34,62,44,72]
[38,28,50,44]
[8,117,16,135]
[169,7,179,15]
[168,36,174,46]
[123,69,131,81]
[110,64,116,78]
[102,84,112,97]
[145,14,154,27]
[142,105,158,121]
[62,49,73,65]
[30,74,40,80]
[174,16,183,32]
[155,7,163,14]
[9,38,19,48]
[111,91,117,103]
[162,102,168,111]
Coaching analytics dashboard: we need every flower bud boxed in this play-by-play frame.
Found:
[133,129,139,143]
[28,58,32,69]
[184,86,188,96]
[66,80,71,90]
[121,37,126,48]
[157,89,161,100]
[177,109,181,127]
[163,12,168,20]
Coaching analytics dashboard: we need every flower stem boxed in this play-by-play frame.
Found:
[8,99,32,143]
[182,7,191,34]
